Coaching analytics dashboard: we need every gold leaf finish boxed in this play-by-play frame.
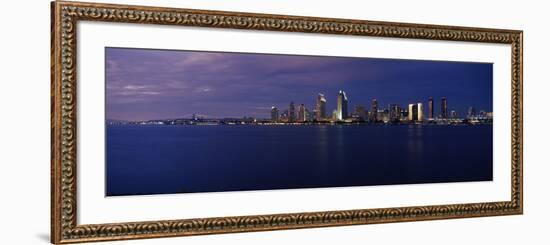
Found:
[51,1,523,243]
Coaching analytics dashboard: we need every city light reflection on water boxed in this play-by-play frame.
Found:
[106,124,493,196]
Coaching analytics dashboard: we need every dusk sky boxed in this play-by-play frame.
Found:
[106,47,492,121]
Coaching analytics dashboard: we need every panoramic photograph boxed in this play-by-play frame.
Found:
[105,47,493,196]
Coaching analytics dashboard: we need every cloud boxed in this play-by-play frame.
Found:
[193,86,212,93]
[123,85,150,90]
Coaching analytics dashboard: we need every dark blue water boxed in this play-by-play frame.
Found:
[106,125,492,196]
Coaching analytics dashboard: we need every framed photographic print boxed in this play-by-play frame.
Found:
[51,0,523,244]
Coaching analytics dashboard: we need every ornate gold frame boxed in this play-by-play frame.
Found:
[51,1,523,244]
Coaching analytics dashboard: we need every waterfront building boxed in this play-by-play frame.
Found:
[280,110,289,121]
[389,104,401,122]
[271,106,279,122]
[441,97,448,118]
[408,103,424,122]
[370,99,378,122]
[418,103,424,121]
[401,109,408,121]
[298,104,306,122]
[336,90,348,120]
[332,109,338,121]
[428,97,434,119]
[316,93,327,121]
[382,109,390,123]
[306,109,314,121]
[289,102,296,123]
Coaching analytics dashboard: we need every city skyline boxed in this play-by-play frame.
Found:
[264,91,489,122]
[106,47,493,121]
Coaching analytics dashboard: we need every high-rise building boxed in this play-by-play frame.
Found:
[428,97,434,119]
[316,93,327,121]
[408,103,424,122]
[389,104,401,122]
[408,104,415,121]
[298,104,306,122]
[270,106,279,122]
[332,109,338,121]
[280,110,289,121]
[468,106,477,118]
[370,99,378,122]
[418,103,424,121]
[441,97,448,118]
[289,102,296,123]
[354,105,367,121]
[401,109,408,120]
[336,90,348,120]
[382,109,390,123]
[306,109,314,121]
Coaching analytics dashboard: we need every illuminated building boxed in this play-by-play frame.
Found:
[316,93,327,120]
[370,99,378,122]
[428,97,434,119]
[441,97,448,118]
[408,103,424,122]
[336,90,348,120]
[298,104,306,122]
[280,110,289,121]
[401,109,408,120]
[382,109,390,123]
[271,106,279,122]
[389,104,401,122]
[306,109,314,121]
[289,101,296,123]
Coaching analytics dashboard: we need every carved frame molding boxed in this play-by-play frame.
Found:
[51,1,523,243]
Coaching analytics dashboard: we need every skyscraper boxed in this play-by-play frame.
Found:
[298,104,306,122]
[408,104,416,121]
[336,90,348,120]
[370,99,378,122]
[408,103,423,122]
[316,93,327,121]
[280,110,289,121]
[389,104,401,122]
[306,109,314,121]
[441,97,448,118]
[271,106,279,122]
[428,97,434,119]
[289,101,296,123]
[417,103,424,121]
[332,109,338,121]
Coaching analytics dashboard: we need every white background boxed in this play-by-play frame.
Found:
[78,21,511,224]
[0,0,547,244]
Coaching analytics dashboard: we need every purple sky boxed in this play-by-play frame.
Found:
[106,47,492,121]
